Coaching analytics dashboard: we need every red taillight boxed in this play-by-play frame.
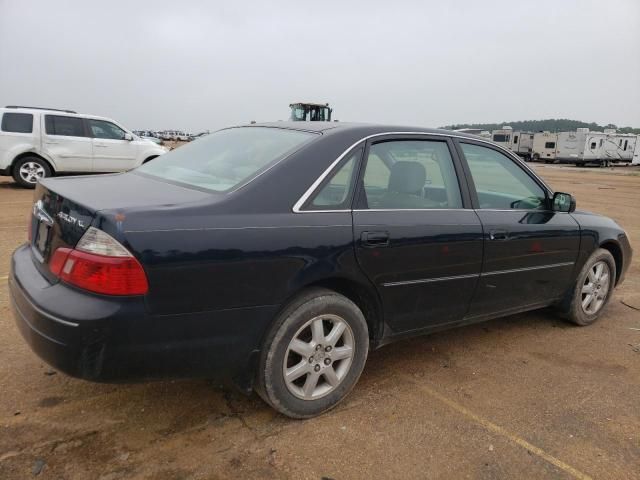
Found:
[49,248,148,296]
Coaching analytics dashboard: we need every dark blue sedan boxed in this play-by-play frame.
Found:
[10,123,632,418]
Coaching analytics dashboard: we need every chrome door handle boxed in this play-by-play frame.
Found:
[489,229,508,240]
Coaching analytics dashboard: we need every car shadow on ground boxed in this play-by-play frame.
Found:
[0,181,25,191]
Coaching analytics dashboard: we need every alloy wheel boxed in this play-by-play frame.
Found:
[282,314,354,400]
[19,162,46,184]
[581,260,611,315]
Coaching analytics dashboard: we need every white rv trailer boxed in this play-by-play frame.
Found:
[555,129,637,166]
[602,134,637,163]
[532,132,558,163]
[512,131,534,160]
[491,126,534,160]
[491,126,513,151]
[633,136,640,165]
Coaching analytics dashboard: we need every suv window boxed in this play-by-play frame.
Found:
[361,140,462,209]
[461,143,546,210]
[307,147,362,210]
[45,115,86,137]
[88,119,126,140]
[1,112,33,133]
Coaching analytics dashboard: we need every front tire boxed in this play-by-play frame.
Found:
[564,248,616,326]
[256,288,369,418]
[12,156,52,188]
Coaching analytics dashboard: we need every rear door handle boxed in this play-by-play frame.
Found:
[489,229,509,240]
[361,231,390,247]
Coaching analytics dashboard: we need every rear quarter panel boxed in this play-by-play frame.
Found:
[121,212,365,315]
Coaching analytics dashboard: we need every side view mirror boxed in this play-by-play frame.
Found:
[124,132,133,141]
[552,192,576,213]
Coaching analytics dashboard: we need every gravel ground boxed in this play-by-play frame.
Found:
[0,164,639,480]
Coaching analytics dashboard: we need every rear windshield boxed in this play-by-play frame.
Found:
[136,127,316,192]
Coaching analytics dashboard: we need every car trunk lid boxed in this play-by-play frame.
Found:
[29,172,212,283]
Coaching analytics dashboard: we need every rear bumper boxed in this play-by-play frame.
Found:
[10,243,277,387]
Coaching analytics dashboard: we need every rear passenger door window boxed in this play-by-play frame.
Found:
[460,143,547,210]
[360,140,462,209]
[1,113,33,133]
[44,115,87,137]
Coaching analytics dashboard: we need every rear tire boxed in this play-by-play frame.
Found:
[12,156,52,188]
[563,248,616,326]
[256,288,369,418]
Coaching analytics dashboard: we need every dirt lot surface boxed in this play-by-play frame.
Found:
[1,165,639,479]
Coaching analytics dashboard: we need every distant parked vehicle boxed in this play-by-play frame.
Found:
[633,137,640,165]
[532,132,558,163]
[175,131,191,141]
[290,102,333,122]
[555,129,637,166]
[491,126,533,161]
[0,106,167,188]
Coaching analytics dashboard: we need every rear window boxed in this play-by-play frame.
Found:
[1,112,33,133]
[45,115,86,137]
[136,127,316,192]
[493,134,510,143]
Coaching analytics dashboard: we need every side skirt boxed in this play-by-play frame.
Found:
[375,299,560,348]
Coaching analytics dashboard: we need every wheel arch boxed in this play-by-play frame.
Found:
[298,276,386,347]
[11,152,56,175]
[599,240,623,285]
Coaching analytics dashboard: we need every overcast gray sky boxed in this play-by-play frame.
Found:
[1,0,639,131]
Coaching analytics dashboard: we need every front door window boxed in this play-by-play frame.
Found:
[460,143,546,210]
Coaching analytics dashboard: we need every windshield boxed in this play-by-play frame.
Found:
[135,127,316,192]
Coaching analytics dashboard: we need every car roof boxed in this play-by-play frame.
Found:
[244,121,484,141]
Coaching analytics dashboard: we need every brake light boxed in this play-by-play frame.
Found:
[49,228,148,296]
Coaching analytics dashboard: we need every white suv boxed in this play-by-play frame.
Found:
[0,106,167,188]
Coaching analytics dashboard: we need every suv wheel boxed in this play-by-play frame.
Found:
[256,288,369,418]
[564,248,616,326]
[13,156,52,188]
